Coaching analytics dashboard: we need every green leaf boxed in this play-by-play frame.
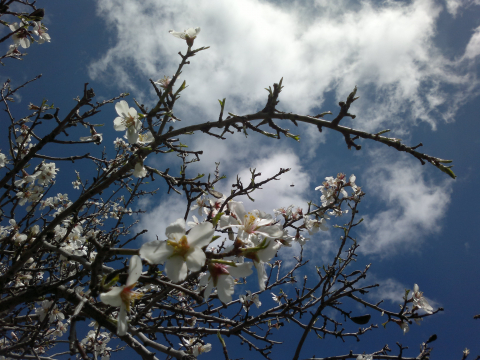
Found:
[438,164,456,179]
[286,133,300,142]
[436,158,453,164]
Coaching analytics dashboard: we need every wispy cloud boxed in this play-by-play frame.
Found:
[357,150,453,256]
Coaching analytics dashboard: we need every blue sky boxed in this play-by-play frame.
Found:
[2,0,480,358]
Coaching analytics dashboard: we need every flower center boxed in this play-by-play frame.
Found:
[120,284,143,312]
[168,235,191,259]
[124,115,136,129]
[243,213,258,233]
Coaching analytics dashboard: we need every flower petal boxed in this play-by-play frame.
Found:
[117,303,128,336]
[185,247,206,272]
[203,278,214,300]
[115,100,129,117]
[256,225,284,238]
[229,202,247,221]
[139,240,172,264]
[254,262,268,290]
[165,256,188,283]
[188,222,214,248]
[169,30,186,39]
[113,117,126,131]
[257,239,281,262]
[100,287,124,307]
[216,275,234,304]
[126,255,142,286]
[228,262,253,278]
[126,127,139,144]
[166,218,186,240]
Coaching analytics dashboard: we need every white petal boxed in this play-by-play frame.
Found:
[257,240,281,262]
[139,241,172,264]
[185,28,199,38]
[229,202,247,222]
[254,262,267,290]
[199,273,210,286]
[256,225,284,238]
[219,215,239,228]
[413,284,419,293]
[100,287,124,307]
[127,107,138,120]
[228,262,253,278]
[185,247,206,272]
[115,100,129,117]
[126,127,138,144]
[169,30,186,39]
[126,255,142,286]
[166,218,186,240]
[165,256,188,282]
[216,275,234,304]
[117,303,128,336]
[203,279,214,300]
[188,222,214,248]
[113,117,126,131]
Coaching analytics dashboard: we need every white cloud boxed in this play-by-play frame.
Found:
[365,275,440,310]
[358,151,453,256]
[464,25,480,59]
[89,0,478,138]
[136,194,187,243]
[445,0,480,16]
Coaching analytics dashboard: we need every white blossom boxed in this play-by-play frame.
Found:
[139,219,214,283]
[100,255,143,336]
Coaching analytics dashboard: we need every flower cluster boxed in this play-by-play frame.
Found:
[7,19,51,56]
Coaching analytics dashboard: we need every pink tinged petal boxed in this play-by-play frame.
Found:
[113,117,126,131]
[166,218,186,240]
[100,287,124,307]
[165,256,188,283]
[254,262,267,290]
[216,275,235,303]
[188,222,214,248]
[126,255,142,286]
[228,262,253,278]
[115,100,130,117]
[139,240,172,264]
[185,247,206,272]
[117,303,128,336]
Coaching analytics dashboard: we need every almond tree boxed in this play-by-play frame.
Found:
[0,2,460,360]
